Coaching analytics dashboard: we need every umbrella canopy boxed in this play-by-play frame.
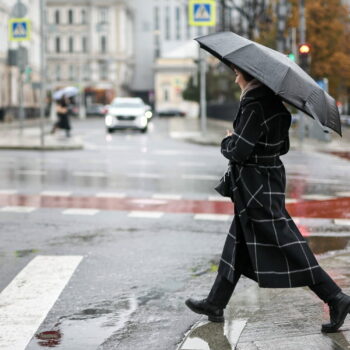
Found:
[53,86,79,100]
[195,31,341,136]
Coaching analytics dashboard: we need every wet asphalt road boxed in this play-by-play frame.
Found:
[1,117,350,349]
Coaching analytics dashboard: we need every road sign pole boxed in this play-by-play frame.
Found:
[39,0,46,148]
[199,47,207,134]
[18,45,25,136]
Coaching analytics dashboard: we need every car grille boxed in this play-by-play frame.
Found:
[117,115,136,121]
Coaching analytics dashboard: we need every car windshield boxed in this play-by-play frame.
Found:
[111,102,144,108]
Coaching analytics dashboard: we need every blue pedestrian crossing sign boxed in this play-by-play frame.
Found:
[9,18,31,42]
[189,0,216,27]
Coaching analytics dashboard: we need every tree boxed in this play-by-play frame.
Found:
[288,0,350,99]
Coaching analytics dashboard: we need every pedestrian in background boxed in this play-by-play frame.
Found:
[51,96,71,138]
[185,66,350,333]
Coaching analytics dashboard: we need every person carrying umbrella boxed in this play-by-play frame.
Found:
[185,32,350,333]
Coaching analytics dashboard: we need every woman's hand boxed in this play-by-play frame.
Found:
[226,129,233,137]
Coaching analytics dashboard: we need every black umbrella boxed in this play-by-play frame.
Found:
[195,31,342,136]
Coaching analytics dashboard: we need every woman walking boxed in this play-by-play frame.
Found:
[185,66,350,333]
[51,96,71,137]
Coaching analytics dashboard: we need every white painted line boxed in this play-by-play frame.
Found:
[0,255,83,350]
[208,196,232,202]
[334,219,350,226]
[170,131,201,139]
[224,319,248,348]
[182,174,218,181]
[62,209,99,216]
[0,189,18,195]
[285,198,299,204]
[41,191,72,197]
[128,160,156,165]
[194,214,231,221]
[288,176,340,184]
[0,206,37,213]
[128,211,164,219]
[128,173,164,179]
[73,172,107,177]
[131,199,168,205]
[16,170,47,176]
[301,194,335,201]
[95,192,126,198]
[336,191,350,197]
[152,193,182,200]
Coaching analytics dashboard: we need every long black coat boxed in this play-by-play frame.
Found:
[218,85,323,288]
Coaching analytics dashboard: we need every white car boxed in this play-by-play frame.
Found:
[105,97,152,133]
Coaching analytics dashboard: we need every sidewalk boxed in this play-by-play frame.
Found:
[170,117,350,153]
[178,249,350,350]
[0,126,83,150]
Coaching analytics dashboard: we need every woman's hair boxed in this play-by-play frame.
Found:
[232,64,255,82]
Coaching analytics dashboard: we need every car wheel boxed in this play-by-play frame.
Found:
[140,127,148,133]
[107,128,114,133]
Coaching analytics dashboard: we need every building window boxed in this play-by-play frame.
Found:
[165,6,170,40]
[68,9,74,24]
[55,37,61,53]
[81,9,87,24]
[175,7,181,40]
[83,63,90,81]
[56,65,61,81]
[69,36,74,53]
[82,36,88,53]
[55,10,60,25]
[99,7,108,23]
[99,61,108,80]
[69,64,75,81]
[100,36,107,53]
[154,6,159,31]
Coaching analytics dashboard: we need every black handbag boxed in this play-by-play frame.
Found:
[214,165,234,199]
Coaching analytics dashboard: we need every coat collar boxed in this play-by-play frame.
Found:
[240,85,274,107]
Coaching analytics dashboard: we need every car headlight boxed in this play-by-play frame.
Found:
[105,115,115,127]
[145,111,153,119]
[140,116,148,127]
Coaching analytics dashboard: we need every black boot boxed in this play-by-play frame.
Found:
[322,292,350,333]
[185,298,224,323]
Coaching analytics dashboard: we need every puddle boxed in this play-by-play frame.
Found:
[14,249,39,257]
[34,296,137,349]
[306,236,350,255]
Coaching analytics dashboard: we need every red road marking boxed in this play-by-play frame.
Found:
[0,194,350,219]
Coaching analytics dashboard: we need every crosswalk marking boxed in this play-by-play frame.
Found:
[208,196,231,202]
[95,192,126,198]
[334,219,350,226]
[0,255,83,350]
[336,191,350,197]
[128,173,164,179]
[301,194,335,201]
[0,189,18,195]
[194,214,231,221]
[128,211,164,218]
[62,209,100,216]
[0,206,37,213]
[152,193,182,200]
[41,191,72,197]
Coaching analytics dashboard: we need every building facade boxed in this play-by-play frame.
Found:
[129,0,213,103]
[46,0,134,105]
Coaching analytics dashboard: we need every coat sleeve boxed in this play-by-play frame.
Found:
[221,102,265,163]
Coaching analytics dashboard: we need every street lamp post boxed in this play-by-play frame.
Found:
[39,0,46,148]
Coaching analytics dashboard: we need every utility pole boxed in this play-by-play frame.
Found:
[39,0,46,148]
[199,47,207,134]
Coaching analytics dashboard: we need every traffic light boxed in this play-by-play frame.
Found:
[287,53,296,62]
[298,43,311,71]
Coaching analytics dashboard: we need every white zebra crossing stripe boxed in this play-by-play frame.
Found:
[0,255,83,350]
[152,193,182,200]
[0,190,18,195]
[41,191,72,197]
[95,192,126,198]
[208,196,231,202]
[62,209,99,216]
[128,211,164,218]
[334,219,350,226]
[0,206,36,213]
[194,214,231,221]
